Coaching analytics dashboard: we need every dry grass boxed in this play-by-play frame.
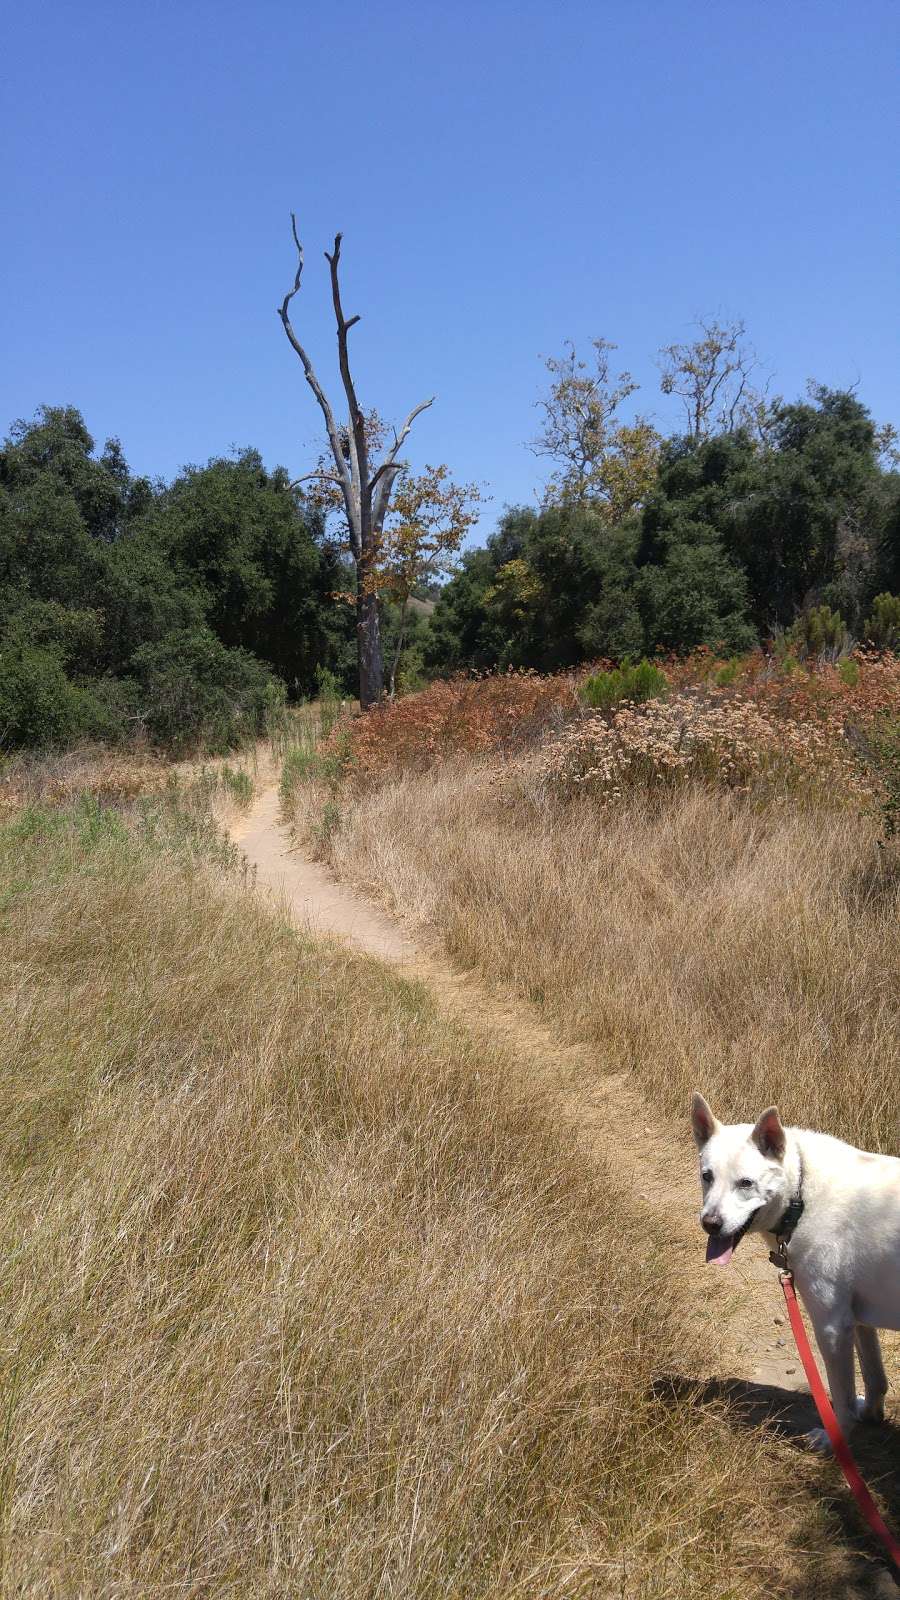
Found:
[293,761,899,1155]
[0,742,172,818]
[0,790,841,1596]
[0,740,262,826]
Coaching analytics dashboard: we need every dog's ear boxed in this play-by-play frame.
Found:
[750,1105,786,1160]
[691,1092,719,1149]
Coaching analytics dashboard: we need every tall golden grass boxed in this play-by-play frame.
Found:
[293,761,899,1154]
[0,787,840,1596]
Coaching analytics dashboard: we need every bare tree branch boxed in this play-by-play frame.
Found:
[289,470,345,491]
[278,214,353,508]
[370,397,435,526]
[369,458,401,494]
[324,233,368,508]
[390,397,436,462]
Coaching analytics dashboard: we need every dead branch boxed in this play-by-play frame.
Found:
[324,233,367,503]
[370,397,435,525]
[289,470,345,491]
[278,215,352,506]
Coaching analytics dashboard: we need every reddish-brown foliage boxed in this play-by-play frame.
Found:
[659,645,899,719]
[336,653,900,808]
[338,672,578,781]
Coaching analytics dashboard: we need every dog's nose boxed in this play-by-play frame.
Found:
[701,1214,722,1235]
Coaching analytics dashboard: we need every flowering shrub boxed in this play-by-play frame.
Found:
[331,651,900,818]
[661,646,900,731]
[848,713,900,837]
[337,672,578,781]
[537,691,867,805]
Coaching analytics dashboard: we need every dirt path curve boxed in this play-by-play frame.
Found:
[231,781,816,1417]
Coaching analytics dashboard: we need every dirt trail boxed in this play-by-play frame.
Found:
[232,786,418,964]
[231,781,817,1412]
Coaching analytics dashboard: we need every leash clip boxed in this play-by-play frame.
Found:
[769,1239,790,1272]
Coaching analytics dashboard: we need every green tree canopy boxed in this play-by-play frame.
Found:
[0,407,354,749]
[427,387,899,677]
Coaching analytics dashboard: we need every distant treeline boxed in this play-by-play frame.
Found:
[424,388,900,675]
[2,388,898,752]
[0,406,364,751]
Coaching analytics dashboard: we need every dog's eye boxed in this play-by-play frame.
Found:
[701,1169,713,1184]
[737,1177,755,1191]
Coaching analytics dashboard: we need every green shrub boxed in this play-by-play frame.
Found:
[838,657,860,688]
[787,604,848,660]
[130,628,276,754]
[262,677,289,747]
[0,644,122,748]
[314,664,343,736]
[279,733,349,812]
[863,592,900,651]
[580,658,669,712]
[279,744,323,806]
[715,658,740,687]
[219,765,254,807]
[315,798,342,848]
[393,637,429,697]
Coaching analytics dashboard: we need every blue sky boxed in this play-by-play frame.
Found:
[3,0,898,541]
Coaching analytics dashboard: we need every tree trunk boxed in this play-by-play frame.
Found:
[388,596,409,699]
[357,573,384,709]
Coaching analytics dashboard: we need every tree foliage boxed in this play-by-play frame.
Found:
[380,464,482,693]
[658,317,763,440]
[532,339,659,519]
[0,406,352,750]
[429,383,899,677]
[4,350,897,753]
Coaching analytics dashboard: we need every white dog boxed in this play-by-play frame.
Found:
[691,1093,900,1448]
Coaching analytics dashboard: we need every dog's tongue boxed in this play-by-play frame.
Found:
[706,1233,735,1266]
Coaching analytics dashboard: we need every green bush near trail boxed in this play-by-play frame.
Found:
[0,405,355,752]
[580,657,669,711]
[787,603,848,660]
[864,592,900,651]
[129,627,276,754]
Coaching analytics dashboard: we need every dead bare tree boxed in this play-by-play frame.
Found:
[278,217,434,707]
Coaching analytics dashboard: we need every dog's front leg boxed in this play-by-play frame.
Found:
[854,1325,888,1424]
[803,1300,858,1448]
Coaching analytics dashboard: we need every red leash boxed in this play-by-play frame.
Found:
[779,1270,900,1571]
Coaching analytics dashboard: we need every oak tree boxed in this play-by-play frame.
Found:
[380,463,482,695]
[657,317,762,441]
[531,339,658,519]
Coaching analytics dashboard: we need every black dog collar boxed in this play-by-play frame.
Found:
[769,1156,804,1270]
